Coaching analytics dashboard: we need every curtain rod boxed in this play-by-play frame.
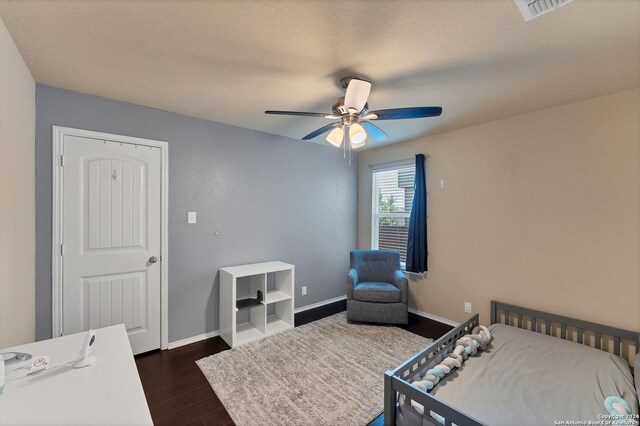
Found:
[367,154,429,169]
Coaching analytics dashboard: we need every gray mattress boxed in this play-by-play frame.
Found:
[409,323,639,426]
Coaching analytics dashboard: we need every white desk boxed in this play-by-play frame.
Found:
[0,324,152,426]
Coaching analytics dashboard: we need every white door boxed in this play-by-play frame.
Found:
[62,135,162,354]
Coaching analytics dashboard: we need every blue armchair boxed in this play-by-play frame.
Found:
[347,250,408,325]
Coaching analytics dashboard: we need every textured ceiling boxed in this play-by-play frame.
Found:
[0,0,638,149]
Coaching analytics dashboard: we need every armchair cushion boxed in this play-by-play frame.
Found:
[350,250,401,283]
[353,282,402,303]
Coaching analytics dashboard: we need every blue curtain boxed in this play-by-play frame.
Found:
[406,154,428,273]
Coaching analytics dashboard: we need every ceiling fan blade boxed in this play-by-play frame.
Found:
[361,121,388,142]
[344,79,371,113]
[302,122,340,140]
[265,110,339,119]
[364,106,442,120]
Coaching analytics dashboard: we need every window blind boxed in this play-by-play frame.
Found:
[371,164,416,265]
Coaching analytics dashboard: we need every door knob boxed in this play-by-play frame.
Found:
[149,256,158,264]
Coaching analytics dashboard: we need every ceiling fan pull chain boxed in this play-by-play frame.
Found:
[343,130,347,159]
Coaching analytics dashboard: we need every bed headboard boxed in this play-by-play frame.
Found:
[491,300,640,363]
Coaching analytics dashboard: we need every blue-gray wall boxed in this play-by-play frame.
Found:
[35,85,357,342]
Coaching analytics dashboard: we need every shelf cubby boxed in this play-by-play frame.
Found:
[267,316,292,336]
[266,298,293,336]
[236,303,266,346]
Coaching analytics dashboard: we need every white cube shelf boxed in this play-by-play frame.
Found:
[219,261,295,348]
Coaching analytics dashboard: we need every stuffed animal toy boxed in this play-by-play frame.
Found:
[604,396,634,425]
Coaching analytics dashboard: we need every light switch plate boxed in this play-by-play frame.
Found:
[188,212,197,224]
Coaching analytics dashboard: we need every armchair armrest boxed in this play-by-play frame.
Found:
[393,270,408,304]
[347,268,358,300]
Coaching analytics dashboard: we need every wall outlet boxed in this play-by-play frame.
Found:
[301,286,307,296]
[464,301,472,314]
[439,179,445,188]
[187,212,197,224]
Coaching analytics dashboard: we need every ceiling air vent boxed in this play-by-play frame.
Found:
[514,0,575,22]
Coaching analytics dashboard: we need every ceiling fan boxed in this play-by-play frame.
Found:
[265,76,442,149]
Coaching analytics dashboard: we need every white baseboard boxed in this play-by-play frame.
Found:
[408,307,459,327]
[294,295,347,313]
[168,296,347,349]
[167,300,451,349]
[167,329,220,349]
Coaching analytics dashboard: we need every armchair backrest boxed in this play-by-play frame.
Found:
[350,250,401,283]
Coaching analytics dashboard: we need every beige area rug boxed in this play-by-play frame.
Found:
[196,312,431,426]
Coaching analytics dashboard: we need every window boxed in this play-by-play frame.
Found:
[371,163,416,265]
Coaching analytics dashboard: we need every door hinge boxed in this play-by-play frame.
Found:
[60,155,65,167]
[60,244,65,256]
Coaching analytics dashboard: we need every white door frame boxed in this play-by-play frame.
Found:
[52,126,169,350]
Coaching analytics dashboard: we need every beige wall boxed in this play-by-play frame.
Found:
[358,89,640,331]
[0,17,35,347]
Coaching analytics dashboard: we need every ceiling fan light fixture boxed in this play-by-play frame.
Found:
[349,123,367,148]
[326,125,344,147]
[350,138,366,149]
[265,76,442,159]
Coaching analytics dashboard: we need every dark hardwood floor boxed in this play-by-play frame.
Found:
[135,300,452,425]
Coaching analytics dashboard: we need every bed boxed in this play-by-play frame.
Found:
[384,301,640,426]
